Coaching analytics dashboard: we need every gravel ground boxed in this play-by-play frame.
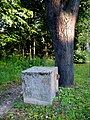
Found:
[0,84,22,118]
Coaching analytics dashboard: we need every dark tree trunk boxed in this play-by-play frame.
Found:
[46,0,81,87]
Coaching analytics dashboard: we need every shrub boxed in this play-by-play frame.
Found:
[74,50,86,63]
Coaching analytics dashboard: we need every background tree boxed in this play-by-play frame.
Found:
[74,0,90,63]
[0,0,53,58]
[76,0,90,49]
[21,0,53,58]
[0,0,33,56]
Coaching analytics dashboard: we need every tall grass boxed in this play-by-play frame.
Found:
[0,56,55,85]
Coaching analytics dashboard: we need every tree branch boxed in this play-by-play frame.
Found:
[63,0,81,14]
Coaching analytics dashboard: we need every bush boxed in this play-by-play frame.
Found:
[74,50,86,63]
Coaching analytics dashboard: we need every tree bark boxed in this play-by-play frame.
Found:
[46,0,81,87]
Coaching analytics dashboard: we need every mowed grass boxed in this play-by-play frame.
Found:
[0,56,90,120]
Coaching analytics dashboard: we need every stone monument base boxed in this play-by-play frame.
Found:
[22,66,58,105]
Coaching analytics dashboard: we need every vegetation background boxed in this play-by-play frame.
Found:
[0,0,90,119]
[0,0,90,61]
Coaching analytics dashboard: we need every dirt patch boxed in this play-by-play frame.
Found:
[0,84,22,118]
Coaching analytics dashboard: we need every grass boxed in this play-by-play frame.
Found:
[0,56,54,91]
[0,56,54,85]
[0,56,90,119]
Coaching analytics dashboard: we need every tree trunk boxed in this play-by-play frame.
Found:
[22,48,24,57]
[45,44,48,58]
[29,45,32,60]
[33,39,36,58]
[46,0,81,87]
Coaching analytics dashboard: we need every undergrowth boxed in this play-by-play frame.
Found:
[0,56,90,119]
[0,55,54,86]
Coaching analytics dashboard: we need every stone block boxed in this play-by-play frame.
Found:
[22,66,58,105]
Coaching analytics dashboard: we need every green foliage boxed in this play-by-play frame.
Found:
[76,0,90,45]
[74,0,90,59]
[0,0,90,59]
[0,0,53,58]
[74,49,86,63]
[30,57,55,66]
[0,0,33,47]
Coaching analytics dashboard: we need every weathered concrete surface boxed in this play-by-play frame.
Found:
[22,66,58,105]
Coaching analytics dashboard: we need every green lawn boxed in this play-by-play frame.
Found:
[0,57,90,120]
